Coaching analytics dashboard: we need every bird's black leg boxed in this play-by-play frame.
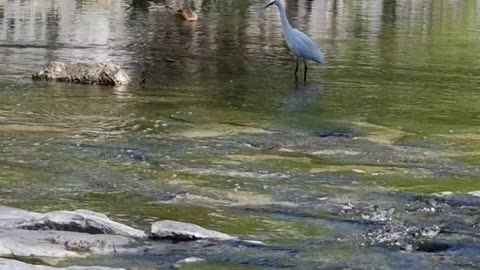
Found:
[303,59,308,82]
[294,57,299,76]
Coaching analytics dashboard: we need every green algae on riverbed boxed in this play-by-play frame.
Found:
[372,175,480,194]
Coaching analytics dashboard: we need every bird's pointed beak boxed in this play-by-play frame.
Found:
[265,1,275,8]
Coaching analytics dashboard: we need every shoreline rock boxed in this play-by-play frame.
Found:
[0,207,146,239]
[32,62,130,86]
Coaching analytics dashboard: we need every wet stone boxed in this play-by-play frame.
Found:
[150,220,237,241]
[312,126,357,138]
[32,62,130,86]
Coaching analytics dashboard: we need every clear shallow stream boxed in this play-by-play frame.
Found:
[1,0,480,269]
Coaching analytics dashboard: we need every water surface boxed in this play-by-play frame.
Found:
[1,0,480,269]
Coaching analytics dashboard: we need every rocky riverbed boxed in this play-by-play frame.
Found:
[1,176,480,269]
[0,205,267,269]
[1,120,480,269]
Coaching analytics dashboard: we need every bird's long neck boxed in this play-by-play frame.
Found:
[276,2,293,33]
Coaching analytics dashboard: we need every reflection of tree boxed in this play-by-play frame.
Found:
[130,0,151,10]
[6,18,14,40]
[0,0,479,87]
[44,1,60,63]
[382,0,396,23]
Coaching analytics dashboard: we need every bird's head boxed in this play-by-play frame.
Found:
[265,0,278,8]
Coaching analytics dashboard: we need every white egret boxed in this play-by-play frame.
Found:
[265,0,325,81]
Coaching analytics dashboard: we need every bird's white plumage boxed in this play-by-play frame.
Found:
[285,29,324,64]
[267,0,324,64]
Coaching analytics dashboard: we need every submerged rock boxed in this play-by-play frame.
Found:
[0,258,125,270]
[176,8,198,21]
[32,62,130,86]
[415,241,452,253]
[150,220,237,241]
[0,228,137,258]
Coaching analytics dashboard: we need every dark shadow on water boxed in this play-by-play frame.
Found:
[283,80,326,113]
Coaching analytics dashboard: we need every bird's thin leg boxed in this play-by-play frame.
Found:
[303,59,308,82]
[294,57,299,76]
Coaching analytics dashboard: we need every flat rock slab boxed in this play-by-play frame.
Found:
[0,258,125,270]
[150,220,237,241]
[32,62,130,86]
[0,207,146,239]
[0,229,137,258]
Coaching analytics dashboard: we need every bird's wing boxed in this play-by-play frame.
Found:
[291,29,325,64]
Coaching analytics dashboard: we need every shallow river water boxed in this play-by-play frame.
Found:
[1,0,480,269]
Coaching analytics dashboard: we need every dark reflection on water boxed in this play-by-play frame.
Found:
[283,81,326,113]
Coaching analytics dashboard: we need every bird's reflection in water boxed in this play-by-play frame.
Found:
[282,80,326,113]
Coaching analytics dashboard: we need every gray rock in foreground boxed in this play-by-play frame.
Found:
[150,220,237,241]
[0,206,44,229]
[0,258,125,270]
[0,207,146,239]
[32,62,130,86]
[0,228,137,258]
